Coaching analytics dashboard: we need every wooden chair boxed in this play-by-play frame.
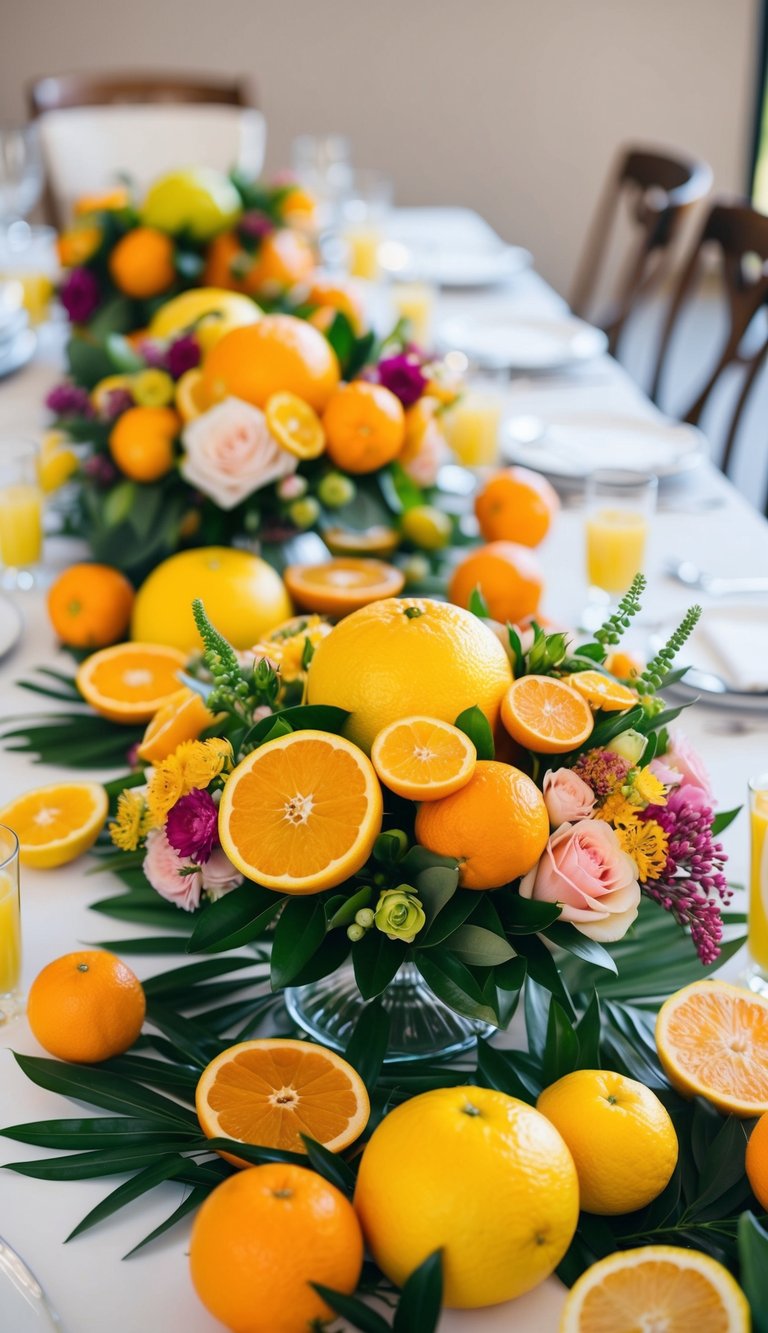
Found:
[649,199,768,484]
[570,145,712,355]
[28,71,254,116]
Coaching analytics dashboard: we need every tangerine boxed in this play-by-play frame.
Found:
[204,228,315,295]
[108,227,176,299]
[201,314,339,412]
[323,381,405,474]
[475,466,560,546]
[27,950,145,1063]
[47,562,134,649]
[449,541,544,624]
[109,405,180,482]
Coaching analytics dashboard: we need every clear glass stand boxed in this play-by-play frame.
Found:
[284,961,495,1064]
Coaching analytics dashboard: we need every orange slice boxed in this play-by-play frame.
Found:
[76,642,187,724]
[137,686,216,763]
[218,729,383,892]
[560,1245,750,1333]
[0,782,108,868]
[371,716,476,801]
[266,392,326,459]
[324,525,400,557]
[500,675,594,754]
[175,367,210,423]
[656,980,768,1117]
[196,1038,370,1165]
[283,558,405,616]
[568,670,639,712]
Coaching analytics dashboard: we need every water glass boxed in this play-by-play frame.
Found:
[584,468,658,602]
[0,221,58,324]
[341,170,393,281]
[290,134,352,228]
[0,826,21,1022]
[0,125,44,224]
[0,437,43,589]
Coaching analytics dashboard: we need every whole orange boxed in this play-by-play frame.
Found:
[323,381,405,474]
[108,227,176,299]
[204,228,315,295]
[415,759,549,889]
[201,314,340,412]
[306,277,364,334]
[109,405,180,482]
[27,950,146,1063]
[475,466,560,546]
[189,1163,364,1333]
[449,541,544,624]
[47,562,134,649]
[746,1110,768,1208]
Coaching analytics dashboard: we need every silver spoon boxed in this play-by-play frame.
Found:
[665,559,768,596]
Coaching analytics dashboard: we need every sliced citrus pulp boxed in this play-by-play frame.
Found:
[218,729,383,893]
[137,687,216,763]
[656,979,768,1116]
[266,392,326,459]
[196,1038,370,1163]
[559,1244,750,1333]
[284,558,405,616]
[371,716,476,801]
[0,782,108,868]
[76,643,187,723]
[568,669,639,712]
[324,524,400,557]
[175,367,210,422]
[501,674,594,753]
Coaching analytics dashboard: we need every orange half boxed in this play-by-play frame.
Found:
[501,675,594,754]
[656,979,768,1117]
[0,782,108,868]
[196,1038,370,1163]
[218,729,383,893]
[371,715,476,801]
[76,642,188,723]
[283,558,405,616]
[137,687,216,763]
[568,670,639,712]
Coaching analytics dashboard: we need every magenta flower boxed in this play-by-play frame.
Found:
[60,267,100,323]
[239,210,275,241]
[167,334,201,379]
[166,788,219,864]
[83,454,119,487]
[641,787,731,964]
[136,338,169,370]
[98,388,134,421]
[377,353,428,407]
[45,382,94,419]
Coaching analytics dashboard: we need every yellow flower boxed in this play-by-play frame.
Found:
[595,791,635,824]
[633,766,667,807]
[176,738,233,790]
[109,789,151,851]
[145,755,185,825]
[615,816,668,882]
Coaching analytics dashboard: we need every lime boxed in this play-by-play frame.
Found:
[317,472,356,508]
[289,497,321,530]
[133,369,175,408]
[141,169,242,241]
[401,505,453,550]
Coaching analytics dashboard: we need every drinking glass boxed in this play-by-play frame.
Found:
[444,382,504,469]
[0,438,43,589]
[0,221,58,324]
[584,469,658,618]
[0,125,44,224]
[340,170,393,281]
[390,280,435,348]
[745,774,768,995]
[290,134,352,230]
[0,826,21,1022]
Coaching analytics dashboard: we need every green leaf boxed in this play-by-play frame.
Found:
[575,992,602,1068]
[414,865,460,922]
[515,935,574,1015]
[476,1039,542,1103]
[142,955,257,998]
[124,1183,211,1257]
[453,705,494,760]
[738,1212,768,1333]
[188,883,284,953]
[7,1142,200,1181]
[711,806,741,837]
[546,921,618,974]
[353,931,407,1000]
[507,624,525,677]
[310,1286,391,1333]
[301,1135,357,1196]
[257,716,294,744]
[1,1117,198,1150]
[542,999,580,1085]
[13,1054,199,1128]
[144,1004,219,1068]
[66,1154,189,1240]
[523,975,552,1056]
[344,999,392,1092]
[415,951,499,1026]
[326,884,373,929]
[270,897,327,988]
[469,586,490,618]
[448,925,517,967]
[393,1250,443,1333]
[495,956,527,1027]
[496,893,562,934]
[243,703,350,749]
[687,1116,750,1219]
[418,890,476,947]
[399,846,459,877]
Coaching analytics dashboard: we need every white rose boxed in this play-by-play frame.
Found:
[180,397,297,510]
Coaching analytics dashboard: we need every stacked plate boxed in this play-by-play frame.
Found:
[0,282,35,380]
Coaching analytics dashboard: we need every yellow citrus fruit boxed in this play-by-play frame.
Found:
[108,226,176,299]
[90,373,133,413]
[265,391,325,459]
[568,670,639,712]
[131,547,292,652]
[559,1245,750,1333]
[322,381,405,474]
[76,642,187,723]
[354,1085,579,1308]
[132,367,175,408]
[37,430,78,493]
[27,949,145,1063]
[109,404,179,482]
[307,596,512,753]
[174,366,209,422]
[189,1163,364,1333]
[195,1038,370,1164]
[251,614,333,680]
[323,524,400,557]
[746,1109,768,1208]
[219,730,383,893]
[0,782,108,869]
[415,759,549,889]
[501,674,595,753]
[137,687,216,764]
[371,716,476,801]
[656,979,768,1116]
[74,187,130,216]
[284,557,404,616]
[400,504,453,550]
[201,314,340,413]
[537,1069,678,1215]
[141,168,241,240]
[148,286,261,353]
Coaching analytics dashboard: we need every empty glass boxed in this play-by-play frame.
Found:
[0,437,43,589]
[0,125,43,224]
[0,826,21,1023]
[290,134,352,228]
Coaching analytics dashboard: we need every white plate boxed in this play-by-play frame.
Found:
[0,593,23,658]
[0,328,36,380]
[652,604,768,711]
[503,411,706,482]
[385,244,532,288]
[0,1238,64,1331]
[438,313,607,370]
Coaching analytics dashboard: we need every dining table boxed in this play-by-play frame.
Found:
[1,207,767,1333]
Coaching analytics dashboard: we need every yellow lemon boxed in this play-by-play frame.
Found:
[37,431,78,493]
[353,1085,579,1308]
[141,168,241,241]
[148,287,261,354]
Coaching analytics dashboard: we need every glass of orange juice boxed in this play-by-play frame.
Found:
[584,468,657,613]
[745,775,768,994]
[0,437,43,589]
[341,170,393,281]
[0,825,21,1022]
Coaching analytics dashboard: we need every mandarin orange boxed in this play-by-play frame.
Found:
[323,381,405,474]
[109,405,180,481]
[108,226,176,299]
[475,466,560,546]
[204,228,315,295]
[201,314,339,411]
[28,950,145,1063]
[47,563,134,649]
[449,541,544,624]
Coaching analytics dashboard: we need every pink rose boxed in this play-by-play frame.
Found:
[651,732,712,803]
[543,768,596,827]
[201,849,244,900]
[520,819,640,941]
[181,397,297,510]
[143,828,202,912]
[400,416,450,487]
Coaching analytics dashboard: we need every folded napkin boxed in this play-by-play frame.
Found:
[698,606,768,692]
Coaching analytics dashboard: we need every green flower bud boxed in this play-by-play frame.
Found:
[373,886,426,944]
[607,729,647,766]
[347,922,365,942]
[401,554,430,586]
[355,907,375,929]
[386,828,409,857]
[318,472,356,508]
[289,496,321,530]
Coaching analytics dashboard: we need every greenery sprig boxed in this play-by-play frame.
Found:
[635,604,702,694]
[192,599,279,720]
[593,574,646,646]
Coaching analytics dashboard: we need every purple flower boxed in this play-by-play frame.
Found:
[60,267,101,323]
[573,749,630,797]
[641,787,731,965]
[83,454,119,487]
[377,353,428,407]
[167,334,201,380]
[239,210,275,241]
[166,788,219,865]
[98,388,134,421]
[136,339,169,370]
[45,382,94,419]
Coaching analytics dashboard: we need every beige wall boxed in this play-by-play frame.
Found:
[1,0,759,294]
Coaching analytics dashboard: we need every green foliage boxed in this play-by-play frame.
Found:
[453,705,494,759]
[593,574,646,646]
[636,604,703,694]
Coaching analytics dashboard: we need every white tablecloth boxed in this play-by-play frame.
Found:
[1,213,767,1333]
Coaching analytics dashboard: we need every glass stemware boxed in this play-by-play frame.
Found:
[582,468,658,628]
[0,825,22,1023]
[0,125,43,225]
[0,437,44,590]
